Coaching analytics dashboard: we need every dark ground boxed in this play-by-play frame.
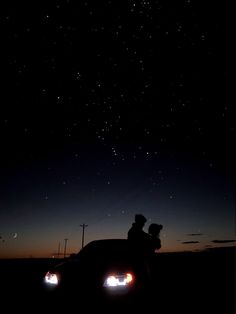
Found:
[1,246,235,313]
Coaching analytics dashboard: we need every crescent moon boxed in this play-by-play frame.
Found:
[13,233,18,239]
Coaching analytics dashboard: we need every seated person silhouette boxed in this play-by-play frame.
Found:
[148,223,163,253]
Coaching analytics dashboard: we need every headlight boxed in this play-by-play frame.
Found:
[103,272,134,288]
[44,271,59,285]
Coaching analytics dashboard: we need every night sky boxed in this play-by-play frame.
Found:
[0,0,235,258]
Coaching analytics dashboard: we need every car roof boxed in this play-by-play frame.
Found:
[83,238,128,249]
[77,238,129,257]
[87,238,127,245]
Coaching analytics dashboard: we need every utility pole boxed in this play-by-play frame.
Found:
[80,223,88,249]
[63,238,68,258]
[57,242,61,258]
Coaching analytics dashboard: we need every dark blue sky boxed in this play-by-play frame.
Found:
[0,0,234,258]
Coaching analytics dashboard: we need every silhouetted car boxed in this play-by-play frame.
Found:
[43,239,151,299]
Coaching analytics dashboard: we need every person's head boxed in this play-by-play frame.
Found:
[148,223,163,236]
[134,214,147,228]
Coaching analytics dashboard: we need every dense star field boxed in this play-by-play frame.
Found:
[0,0,234,258]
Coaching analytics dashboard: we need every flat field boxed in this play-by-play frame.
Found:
[0,247,235,313]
